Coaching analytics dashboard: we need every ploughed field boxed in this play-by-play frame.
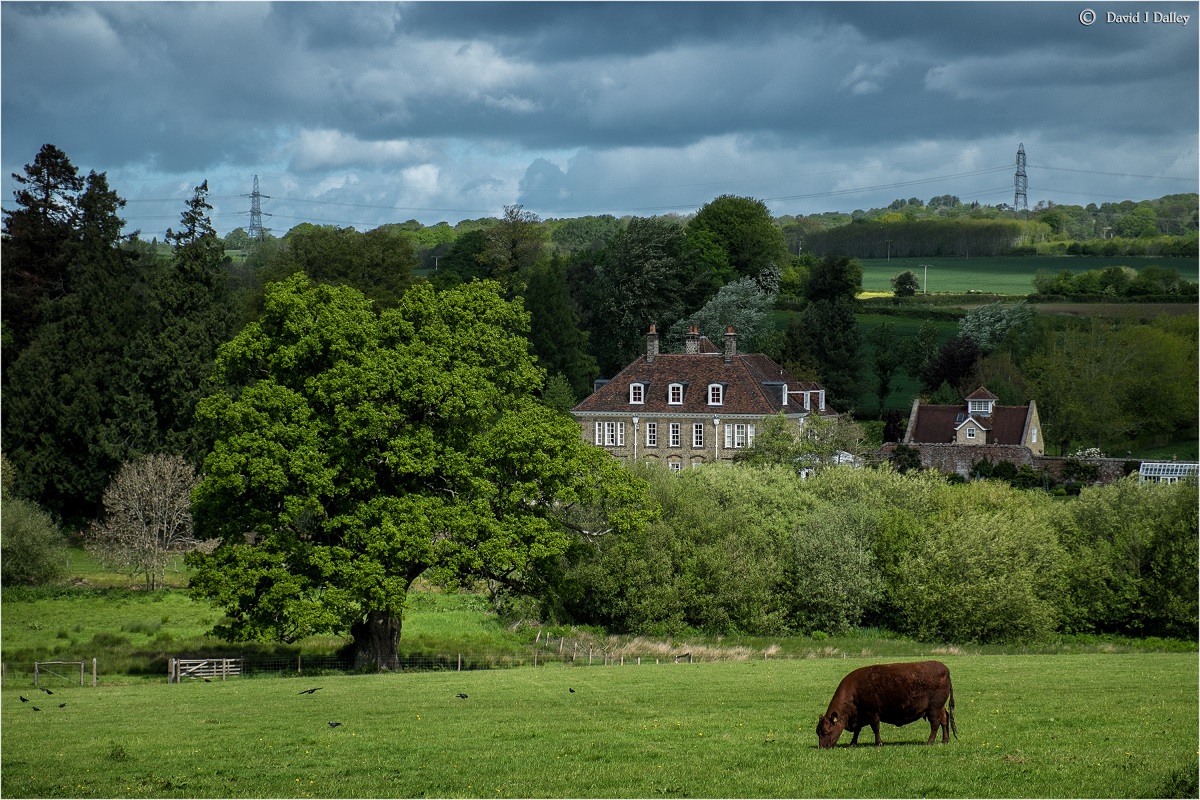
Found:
[3,653,1194,798]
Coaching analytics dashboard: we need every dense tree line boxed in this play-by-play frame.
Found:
[804,218,1050,259]
[1032,264,1198,300]
[2,146,236,525]
[531,463,1197,643]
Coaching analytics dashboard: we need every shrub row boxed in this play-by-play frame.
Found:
[532,465,1197,644]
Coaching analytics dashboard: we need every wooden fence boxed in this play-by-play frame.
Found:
[169,657,242,683]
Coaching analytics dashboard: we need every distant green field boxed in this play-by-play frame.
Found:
[858,256,1200,296]
[2,655,1194,798]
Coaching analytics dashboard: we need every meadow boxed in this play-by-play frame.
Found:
[2,654,1195,798]
[856,255,1200,296]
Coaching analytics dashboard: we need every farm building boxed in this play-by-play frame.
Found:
[898,387,1044,478]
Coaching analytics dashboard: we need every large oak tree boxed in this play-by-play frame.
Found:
[188,274,647,669]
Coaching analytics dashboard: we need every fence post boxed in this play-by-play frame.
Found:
[457,654,462,672]
[92,657,98,688]
[533,649,538,667]
[168,657,175,684]
[34,662,39,688]
[79,661,84,686]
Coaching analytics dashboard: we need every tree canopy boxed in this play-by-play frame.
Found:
[188,275,648,669]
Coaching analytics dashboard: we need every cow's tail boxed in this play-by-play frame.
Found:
[947,675,958,740]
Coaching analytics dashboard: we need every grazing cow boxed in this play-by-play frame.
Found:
[816,660,957,748]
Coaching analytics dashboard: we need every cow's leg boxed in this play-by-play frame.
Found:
[871,720,882,747]
[849,727,861,747]
[927,708,947,744]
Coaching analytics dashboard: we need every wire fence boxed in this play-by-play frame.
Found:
[1,647,706,686]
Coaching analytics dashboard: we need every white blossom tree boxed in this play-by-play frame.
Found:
[87,454,212,589]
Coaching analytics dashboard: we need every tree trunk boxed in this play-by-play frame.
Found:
[351,610,402,671]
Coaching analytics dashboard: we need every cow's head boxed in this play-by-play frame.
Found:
[816,712,845,748]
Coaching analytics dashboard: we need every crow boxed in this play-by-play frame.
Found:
[58,703,67,708]
[299,688,323,695]
[40,688,53,695]
[204,679,212,683]
[32,707,41,712]
[455,693,468,699]
[19,696,28,703]
[569,688,576,693]
[328,721,342,728]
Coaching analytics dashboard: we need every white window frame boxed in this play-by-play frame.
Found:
[646,422,658,447]
[692,423,704,448]
[668,461,682,473]
[594,421,603,446]
[629,383,644,404]
[669,423,681,448]
[617,421,625,447]
[723,423,756,449]
[668,383,684,405]
[708,384,723,405]
[966,426,976,439]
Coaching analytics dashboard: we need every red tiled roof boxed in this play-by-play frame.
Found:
[572,349,830,417]
[910,404,1029,445]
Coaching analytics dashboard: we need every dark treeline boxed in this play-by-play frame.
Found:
[2,146,236,525]
[803,218,1049,259]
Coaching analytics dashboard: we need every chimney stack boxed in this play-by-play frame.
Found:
[646,324,659,364]
[723,325,737,365]
[684,324,700,354]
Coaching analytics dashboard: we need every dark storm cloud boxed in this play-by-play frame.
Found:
[2,1,1195,233]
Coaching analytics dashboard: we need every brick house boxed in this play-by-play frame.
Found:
[570,324,835,470]
[899,387,1044,476]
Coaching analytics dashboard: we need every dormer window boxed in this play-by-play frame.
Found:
[968,398,995,416]
[966,426,976,439]
[629,383,645,404]
[668,383,684,405]
[708,383,723,405]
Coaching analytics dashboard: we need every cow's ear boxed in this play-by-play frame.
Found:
[830,712,838,725]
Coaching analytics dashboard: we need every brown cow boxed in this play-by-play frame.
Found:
[816,660,957,748]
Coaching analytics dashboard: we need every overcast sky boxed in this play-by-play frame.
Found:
[3,1,1197,238]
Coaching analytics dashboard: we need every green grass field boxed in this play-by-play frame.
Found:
[857,256,1200,296]
[2,655,1195,798]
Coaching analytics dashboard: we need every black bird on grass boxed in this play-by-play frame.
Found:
[455,693,468,699]
[328,721,342,728]
[299,687,323,695]
[569,688,575,693]
[204,679,212,683]
[19,696,28,703]
[40,687,53,695]
[32,707,41,712]
[58,703,67,708]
